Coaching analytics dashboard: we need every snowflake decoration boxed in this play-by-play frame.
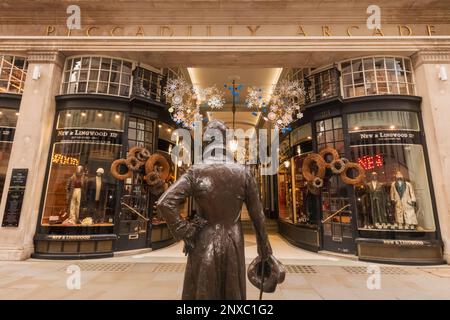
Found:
[244,80,305,130]
[164,78,225,128]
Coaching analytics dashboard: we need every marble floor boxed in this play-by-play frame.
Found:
[1,234,450,300]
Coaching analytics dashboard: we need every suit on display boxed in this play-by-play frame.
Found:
[366,172,389,226]
[156,120,275,300]
[86,168,107,222]
[390,171,418,226]
[66,165,86,223]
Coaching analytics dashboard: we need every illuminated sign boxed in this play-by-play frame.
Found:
[357,154,383,170]
[52,154,79,166]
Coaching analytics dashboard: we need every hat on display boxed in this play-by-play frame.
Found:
[247,254,286,293]
[96,168,105,174]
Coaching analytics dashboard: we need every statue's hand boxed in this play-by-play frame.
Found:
[182,215,208,255]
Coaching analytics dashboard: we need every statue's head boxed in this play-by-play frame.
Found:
[203,119,228,149]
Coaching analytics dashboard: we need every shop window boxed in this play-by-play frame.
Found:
[340,56,415,98]
[292,143,317,225]
[41,109,125,227]
[0,108,19,197]
[348,111,435,232]
[128,116,155,151]
[132,66,166,102]
[305,67,340,104]
[316,116,344,155]
[277,162,293,222]
[316,117,353,246]
[61,56,132,97]
[0,55,28,94]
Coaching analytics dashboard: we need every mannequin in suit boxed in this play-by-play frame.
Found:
[366,172,389,228]
[390,171,418,228]
[86,168,107,223]
[66,165,86,223]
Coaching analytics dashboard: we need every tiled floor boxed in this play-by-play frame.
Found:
[1,234,450,300]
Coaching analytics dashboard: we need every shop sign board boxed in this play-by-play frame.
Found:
[55,128,122,145]
[349,130,420,145]
[1,169,28,227]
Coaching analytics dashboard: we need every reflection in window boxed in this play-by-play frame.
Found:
[0,55,28,94]
[60,56,132,97]
[341,56,415,98]
[42,109,125,227]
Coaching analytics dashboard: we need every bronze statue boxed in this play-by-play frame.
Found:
[157,120,283,300]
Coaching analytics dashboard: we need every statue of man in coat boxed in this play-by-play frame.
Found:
[156,120,282,300]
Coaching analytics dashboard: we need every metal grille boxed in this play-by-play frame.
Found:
[62,263,134,273]
[152,263,186,273]
[342,266,410,275]
[285,265,317,274]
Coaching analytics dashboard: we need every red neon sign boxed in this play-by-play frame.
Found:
[358,154,383,170]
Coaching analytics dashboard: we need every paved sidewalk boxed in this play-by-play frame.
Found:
[1,235,449,300]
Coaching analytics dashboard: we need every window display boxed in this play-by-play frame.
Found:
[0,108,19,197]
[41,109,124,226]
[349,111,435,232]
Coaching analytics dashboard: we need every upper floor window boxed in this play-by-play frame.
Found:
[61,56,132,97]
[341,56,415,98]
[0,55,28,94]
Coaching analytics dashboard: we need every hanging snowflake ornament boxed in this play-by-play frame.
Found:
[263,80,306,130]
[206,86,225,109]
[164,78,225,128]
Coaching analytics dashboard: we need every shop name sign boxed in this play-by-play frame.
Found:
[56,128,122,145]
[36,24,450,37]
[350,130,420,145]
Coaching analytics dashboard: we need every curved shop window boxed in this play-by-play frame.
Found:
[341,56,415,98]
[0,108,19,196]
[289,124,317,225]
[41,109,125,227]
[60,56,132,97]
[348,111,435,232]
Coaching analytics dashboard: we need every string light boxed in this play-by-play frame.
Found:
[52,154,79,166]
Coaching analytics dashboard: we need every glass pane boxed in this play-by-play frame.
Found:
[385,58,395,70]
[351,144,435,232]
[341,61,352,74]
[353,72,364,84]
[374,58,385,70]
[324,118,333,130]
[343,74,353,86]
[101,58,111,70]
[347,111,420,131]
[90,57,100,69]
[352,59,363,73]
[333,117,342,129]
[363,58,374,70]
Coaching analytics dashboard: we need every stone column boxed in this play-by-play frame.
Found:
[0,51,64,260]
[412,50,450,263]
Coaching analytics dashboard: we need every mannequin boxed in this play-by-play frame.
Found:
[390,171,418,229]
[66,165,86,223]
[86,168,107,223]
[366,172,389,228]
